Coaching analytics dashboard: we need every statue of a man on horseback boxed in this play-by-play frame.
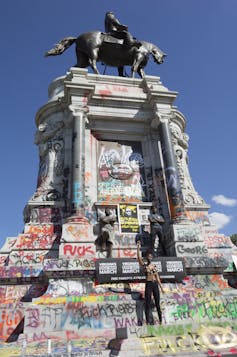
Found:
[45,12,166,78]
[104,11,140,48]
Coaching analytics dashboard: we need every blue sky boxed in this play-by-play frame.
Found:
[0,0,237,247]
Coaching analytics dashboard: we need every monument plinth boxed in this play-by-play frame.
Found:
[0,69,236,355]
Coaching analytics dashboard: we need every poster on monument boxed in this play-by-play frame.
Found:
[119,203,140,233]
[97,140,146,203]
[95,257,186,283]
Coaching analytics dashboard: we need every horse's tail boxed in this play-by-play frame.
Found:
[45,37,77,57]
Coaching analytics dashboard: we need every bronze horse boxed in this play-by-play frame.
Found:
[45,31,166,78]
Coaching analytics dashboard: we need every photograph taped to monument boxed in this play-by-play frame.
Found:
[95,257,186,283]
[138,207,151,226]
[119,203,140,233]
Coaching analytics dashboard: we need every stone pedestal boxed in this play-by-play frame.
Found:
[0,70,236,354]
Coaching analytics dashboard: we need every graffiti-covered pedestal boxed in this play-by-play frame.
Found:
[0,69,237,356]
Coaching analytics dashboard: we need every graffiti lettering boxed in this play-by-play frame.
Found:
[177,244,208,255]
[63,244,95,257]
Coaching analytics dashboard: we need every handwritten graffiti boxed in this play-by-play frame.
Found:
[204,233,233,249]
[176,243,208,256]
[9,250,57,266]
[184,256,228,268]
[186,210,210,225]
[0,266,42,279]
[25,224,55,236]
[139,325,237,355]
[0,254,8,266]
[61,244,96,258]
[38,207,62,224]
[114,316,138,328]
[173,225,202,242]
[167,294,237,324]
[3,286,30,302]
[113,248,137,258]
[44,258,95,271]
[25,306,64,332]
[0,307,23,340]
[62,223,91,242]
[15,233,57,250]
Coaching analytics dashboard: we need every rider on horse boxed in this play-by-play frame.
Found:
[104,11,140,48]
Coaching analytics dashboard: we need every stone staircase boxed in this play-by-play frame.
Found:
[0,217,237,356]
[0,271,237,356]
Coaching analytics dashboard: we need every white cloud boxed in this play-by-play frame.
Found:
[212,194,237,207]
[209,212,232,230]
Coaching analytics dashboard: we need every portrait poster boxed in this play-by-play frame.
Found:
[119,203,139,233]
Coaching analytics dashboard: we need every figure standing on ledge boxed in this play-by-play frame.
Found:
[148,206,165,257]
[104,11,139,47]
[137,241,165,325]
[98,208,116,258]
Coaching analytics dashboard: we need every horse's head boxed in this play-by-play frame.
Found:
[151,46,167,65]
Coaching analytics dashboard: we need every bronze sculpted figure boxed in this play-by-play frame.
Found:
[97,208,116,258]
[104,11,139,47]
[148,206,165,257]
[45,12,166,78]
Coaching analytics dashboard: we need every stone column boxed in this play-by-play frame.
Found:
[68,107,88,221]
[158,114,187,222]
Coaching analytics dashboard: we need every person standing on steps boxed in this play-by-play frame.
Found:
[136,241,165,325]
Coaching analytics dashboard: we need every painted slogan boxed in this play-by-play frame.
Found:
[97,140,146,202]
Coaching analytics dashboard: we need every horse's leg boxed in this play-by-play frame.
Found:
[88,48,100,75]
[75,50,90,68]
[118,66,125,77]
[137,67,145,78]
[131,54,144,78]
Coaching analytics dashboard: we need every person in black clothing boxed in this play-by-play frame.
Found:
[148,206,165,257]
[137,241,165,325]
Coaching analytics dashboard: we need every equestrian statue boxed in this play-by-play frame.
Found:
[45,12,166,78]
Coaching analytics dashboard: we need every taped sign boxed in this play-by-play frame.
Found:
[119,204,139,233]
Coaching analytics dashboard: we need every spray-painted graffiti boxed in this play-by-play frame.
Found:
[184,256,229,268]
[62,223,92,242]
[2,286,30,302]
[204,233,233,249]
[173,224,202,242]
[24,206,62,224]
[24,301,137,332]
[0,254,8,266]
[25,224,55,236]
[60,243,96,259]
[9,250,58,266]
[15,233,57,250]
[176,242,208,256]
[112,248,137,259]
[97,141,146,202]
[139,325,237,355]
[186,210,210,225]
[44,258,95,271]
[0,266,42,279]
[0,306,24,340]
